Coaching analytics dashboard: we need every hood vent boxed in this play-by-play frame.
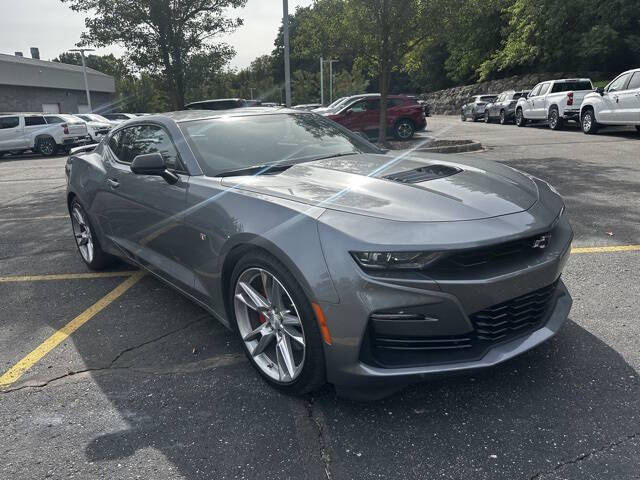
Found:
[383,164,462,184]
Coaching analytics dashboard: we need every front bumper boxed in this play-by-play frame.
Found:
[316,198,573,389]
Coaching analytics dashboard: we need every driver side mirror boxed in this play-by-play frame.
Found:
[131,152,178,184]
[596,86,605,96]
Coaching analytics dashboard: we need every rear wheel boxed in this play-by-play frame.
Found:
[548,107,563,130]
[515,108,527,127]
[70,199,116,270]
[581,108,599,134]
[37,136,57,157]
[484,111,490,123]
[230,250,326,395]
[499,110,507,125]
[394,119,415,140]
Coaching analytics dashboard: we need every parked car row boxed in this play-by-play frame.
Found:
[462,68,640,135]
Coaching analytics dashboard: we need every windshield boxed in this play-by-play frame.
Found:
[180,113,379,176]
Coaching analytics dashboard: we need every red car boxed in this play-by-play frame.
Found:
[324,94,426,140]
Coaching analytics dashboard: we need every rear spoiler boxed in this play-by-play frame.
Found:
[70,143,99,156]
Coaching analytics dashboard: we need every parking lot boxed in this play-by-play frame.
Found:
[1,116,639,480]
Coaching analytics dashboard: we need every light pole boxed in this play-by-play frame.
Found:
[327,59,338,104]
[69,48,95,112]
[282,0,292,107]
[319,57,324,105]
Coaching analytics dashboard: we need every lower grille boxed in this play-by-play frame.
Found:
[362,282,559,368]
[471,283,557,341]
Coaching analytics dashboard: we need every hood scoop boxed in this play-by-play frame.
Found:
[383,164,462,184]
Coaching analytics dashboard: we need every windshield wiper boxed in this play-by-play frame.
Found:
[310,152,360,162]
[215,164,293,178]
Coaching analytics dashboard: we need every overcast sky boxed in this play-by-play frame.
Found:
[0,0,312,69]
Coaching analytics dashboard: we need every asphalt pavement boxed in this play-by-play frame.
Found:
[0,118,638,480]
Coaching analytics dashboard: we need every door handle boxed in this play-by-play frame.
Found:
[107,178,120,189]
[614,96,619,103]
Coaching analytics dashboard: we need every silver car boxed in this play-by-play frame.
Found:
[66,108,573,398]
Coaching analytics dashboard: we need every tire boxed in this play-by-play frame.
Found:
[548,107,563,130]
[499,110,507,125]
[37,136,58,157]
[484,111,490,123]
[229,250,326,395]
[460,112,466,122]
[70,198,116,270]
[515,108,527,127]
[471,110,478,122]
[394,119,415,140]
[581,108,599,135]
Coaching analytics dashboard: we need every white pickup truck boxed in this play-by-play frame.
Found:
[515,78,594,130]
[580,68,640,134]
[0,113,89,157]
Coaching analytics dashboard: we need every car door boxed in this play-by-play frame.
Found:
[338,99,370,133]
[535,82,551,119]
[0,116,26,151]
[523,85,541,118]
[599,72,631,123]
[616,71,640,123]
[100,124,194,292]
[24,115,48,148]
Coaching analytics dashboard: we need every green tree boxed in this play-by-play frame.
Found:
[60,0,246,109]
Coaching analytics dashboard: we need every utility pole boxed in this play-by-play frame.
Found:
[327,59,338,104]
[320,57,324,106]
[283,0,292,107]
[70,48,95,112]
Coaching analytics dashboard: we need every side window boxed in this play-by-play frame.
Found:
[107,130,122,160]
[387,99,403,108]
[627,72,640,91]
[44,116,64,124]
[0,117,20,129]
[529,85,541,97]
[365,99,380,111]
[117,127,139,164]
[607,73,631,92]
[349,100,367,113]
[25,116,46,126]
[538,83,551,95]
[131,125,183,170]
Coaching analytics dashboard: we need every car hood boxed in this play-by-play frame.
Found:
[220,153,539,222]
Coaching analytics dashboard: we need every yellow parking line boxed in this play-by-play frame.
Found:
[0,215,68,222]
[0,271,145,388]
[572,245,640,254]
[0,271,137,283]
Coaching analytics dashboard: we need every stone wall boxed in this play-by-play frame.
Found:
[420,72,610,115]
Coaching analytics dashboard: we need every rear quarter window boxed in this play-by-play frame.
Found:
[0,117,19,129]
[551,81,593,93]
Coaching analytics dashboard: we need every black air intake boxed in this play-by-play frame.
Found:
[383,165,461,184]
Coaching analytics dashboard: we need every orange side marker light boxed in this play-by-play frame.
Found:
[312,302,332,345]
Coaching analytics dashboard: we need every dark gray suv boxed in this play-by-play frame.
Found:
[484,90,530,125]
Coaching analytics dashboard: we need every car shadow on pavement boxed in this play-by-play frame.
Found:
[66,279,638,480]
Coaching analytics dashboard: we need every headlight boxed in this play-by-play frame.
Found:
[352,251,443,271]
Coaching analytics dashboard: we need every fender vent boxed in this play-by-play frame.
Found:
[383,165,462,184]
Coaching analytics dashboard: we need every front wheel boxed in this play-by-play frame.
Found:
[548,108,563,130]
[460,112,466,122]
[230,250,326,395]
[484,111,490,123]
[499,110,507,125]
[581,109,599,134]
[394,119,415,140]
[70,199,116,270]
[515,109,527,127]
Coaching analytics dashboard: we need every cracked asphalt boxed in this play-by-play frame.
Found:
[1,119,639,479]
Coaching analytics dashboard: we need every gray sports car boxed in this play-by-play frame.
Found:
[66,108,573,398]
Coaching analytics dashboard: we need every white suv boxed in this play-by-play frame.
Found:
[0,113,89,157]
[580,68,640,134]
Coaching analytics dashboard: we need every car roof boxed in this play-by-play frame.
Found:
[550,78,591,83]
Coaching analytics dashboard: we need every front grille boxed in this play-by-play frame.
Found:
[361,282,559,368]
[470,282,557,341]
[434,233,551,270]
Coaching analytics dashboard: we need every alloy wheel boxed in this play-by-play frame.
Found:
[71,206,94,263]
[549,110,559,129]
[39,138,55,156]
[234,268,306,383]
[582,112,593,133]
[396,121,414,139]
[500,111,506,124]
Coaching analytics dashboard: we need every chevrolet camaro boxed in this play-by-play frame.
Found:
[65,108,573,398]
